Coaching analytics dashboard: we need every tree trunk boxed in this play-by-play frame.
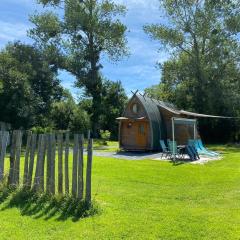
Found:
[89,29,102,137]
[91,80,102,138]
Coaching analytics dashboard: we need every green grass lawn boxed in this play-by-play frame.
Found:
[0,145,240,239]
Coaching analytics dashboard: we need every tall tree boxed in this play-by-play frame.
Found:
[100,79,127,139]
[0,42,63,128]
[144,0,240,142]
[79,79,127,139]
[29,0,128,136]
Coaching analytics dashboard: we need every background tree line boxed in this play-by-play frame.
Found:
[0,40,127,140]
[0,0,128,140]
[1,0,240,143]
[144,0,240,143]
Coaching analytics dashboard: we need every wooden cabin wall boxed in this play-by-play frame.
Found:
[124,97,147,119]
[121,96,151,150]
[160,108,175,140]
[120,121,137,149]
[120,121,151,150]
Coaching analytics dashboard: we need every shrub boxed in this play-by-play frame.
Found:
[31,126,53,134]
[100,130,111,145]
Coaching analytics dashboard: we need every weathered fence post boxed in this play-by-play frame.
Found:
[0,131,9,181]
[0,132,3,179]
[87,130,91,140]
[72,134,79,197]
[78,134,84,199]
[64,132,70,194]
[50,134,56,194]
[39,134,47,191]
[8,131,16,185]
[85,138,93,203]
[0,131,2,155]
[23,131,32,185]
[57,133,63,194]
[33,134,41,188]
[34,134,45,191]
[46,134,51,193]
[13,131,23,186]
[27,133,37,188]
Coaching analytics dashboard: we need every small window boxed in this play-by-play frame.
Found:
[132,103,139,114]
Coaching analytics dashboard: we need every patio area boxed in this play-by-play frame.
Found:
[90,150,221,164]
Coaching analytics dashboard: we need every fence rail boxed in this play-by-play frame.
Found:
[0,130,93,202]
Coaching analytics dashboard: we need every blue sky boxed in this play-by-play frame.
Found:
[0,0,169,98]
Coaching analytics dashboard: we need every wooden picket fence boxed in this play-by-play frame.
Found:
[0,130,93,202]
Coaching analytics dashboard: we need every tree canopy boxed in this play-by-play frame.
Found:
[99,79,127,139]
[51,89,91,133]
[144,0,240,142]
[0,42,63,129]
[29,0,128,136]
[0,40,127,136]
[80,79,127,139]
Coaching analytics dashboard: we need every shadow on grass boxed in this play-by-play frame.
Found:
[171,158,194,166]
[0,185,100,222]
[171,160,187,166]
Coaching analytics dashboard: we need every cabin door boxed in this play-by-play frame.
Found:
[136,122,148,148]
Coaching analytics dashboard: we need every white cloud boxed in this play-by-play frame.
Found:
[102,59,162,94]
[0,0,168,94]
[115,0,159,10]
[0,21,29,43]
[127,35,168,61]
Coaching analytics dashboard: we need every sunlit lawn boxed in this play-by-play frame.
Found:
[90,139,119,151]
[0,145,240,239]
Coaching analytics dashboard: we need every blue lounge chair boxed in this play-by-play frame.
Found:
[188,145,200,160]
[185,146,196,161]
[159,140,171,159]
[188,139,205,154]
[197,139,219,156]
[188,139,218,157]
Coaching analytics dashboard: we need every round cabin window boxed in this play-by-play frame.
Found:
[132,103,138,114]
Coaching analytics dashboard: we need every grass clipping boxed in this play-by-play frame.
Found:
[0,182,100,222]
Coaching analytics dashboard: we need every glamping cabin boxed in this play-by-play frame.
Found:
[117,93,199,151]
